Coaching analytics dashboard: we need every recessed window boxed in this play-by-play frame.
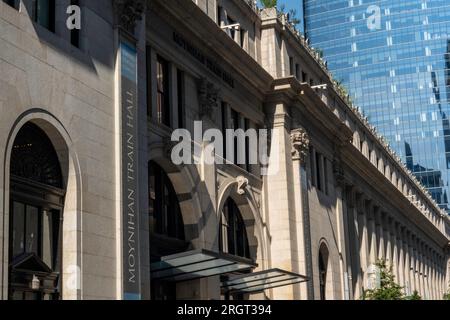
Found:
[177,69,185,129]
[33,0,56,32]
[148,161,184,240]
[220,198,250,259]
[156,56,171,126]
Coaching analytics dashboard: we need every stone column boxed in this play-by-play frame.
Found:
[390,221,399,283]
[419,242,425,297]
[396,224,405,288]
[357,196,370,291]
[332,152,352,300]
[383,215,392,267]
[375,210,385,260]
[347,187,363,299]
[403,229,411,296]
[367,204,378,265]
[413,237,420,294]
[265,101,306,300]
[432,251,437,300]
[408,232,416,293]
[290,127,312,300]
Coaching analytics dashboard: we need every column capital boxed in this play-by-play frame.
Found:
[290,127,310,162]
[113,0,145,33]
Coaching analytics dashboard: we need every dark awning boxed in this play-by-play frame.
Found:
[151,249,256,282]
[221,268,308,294]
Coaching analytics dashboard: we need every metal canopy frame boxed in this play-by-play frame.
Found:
[221,268,309,294]
[150,249,257,282]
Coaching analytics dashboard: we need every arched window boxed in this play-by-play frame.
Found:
[11,122,62,188]
[220,198,250,259]
[319,244,330,301]
[148,161,185,240]
[9,123,65,300]
[148,161,186,300]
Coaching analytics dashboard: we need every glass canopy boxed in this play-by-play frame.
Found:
[221,268,308,294]
[150,249,256,282]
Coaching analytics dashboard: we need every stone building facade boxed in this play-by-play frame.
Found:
[0,0,448,300]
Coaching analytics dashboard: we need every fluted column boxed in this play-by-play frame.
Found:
[420,243,426,297]
[390,221,399,283]
[357,196,370,291]
[290,127,312,300]
[384,215,392,267]
[432,251,438,300]
[375,210,385,260]
[347,187,363,299]
[438,257,443,298]
[367,204,378,265]
[426,249,432,299]
[424,250,430,299]
[409,233,417,293]
[396,224,405,288]
[413,237,421,295]
[403,229,411,295]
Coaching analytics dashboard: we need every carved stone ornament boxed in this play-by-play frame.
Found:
[198,78,220,119]
[236,176,249,195]
[113,0,145,33]
[290,127,310,162]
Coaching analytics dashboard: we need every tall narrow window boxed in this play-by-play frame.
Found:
[302,71,308,83]
[177,69,185,129]
[34,0,56,32]
[148,161,184,240]
[70,0,80,47]
[245,119,250,172]
[156,56,170,126]
[231,109,239,165]
[289,57,294,76]
[221,102,228,161]
[240,29,247,49]
[220,198,250,259]
[309,146,316,187]
[217,5,222,25]
[316,151,322,191]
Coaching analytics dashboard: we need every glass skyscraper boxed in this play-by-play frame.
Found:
[303,0,450,212]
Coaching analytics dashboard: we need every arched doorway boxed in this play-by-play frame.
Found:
[8,122,66,300]
[220,197,251,300]
[318,243,333,300]
[148,161,187,300]
[219,198,250,259]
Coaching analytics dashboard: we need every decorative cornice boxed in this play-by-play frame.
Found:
[113,0,145,33]
[290,127,310,162]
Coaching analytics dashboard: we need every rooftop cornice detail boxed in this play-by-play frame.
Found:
[258,8,448,223]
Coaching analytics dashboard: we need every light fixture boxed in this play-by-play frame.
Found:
[221,23,241,31]
[311,84,328,90]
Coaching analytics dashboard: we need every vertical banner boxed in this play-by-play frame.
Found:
[120,40,141,300]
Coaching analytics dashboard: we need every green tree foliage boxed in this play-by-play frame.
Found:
[363,260,404,300]
[260,0,277,8]
[405,290,422,300]
[443,289,450,300]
